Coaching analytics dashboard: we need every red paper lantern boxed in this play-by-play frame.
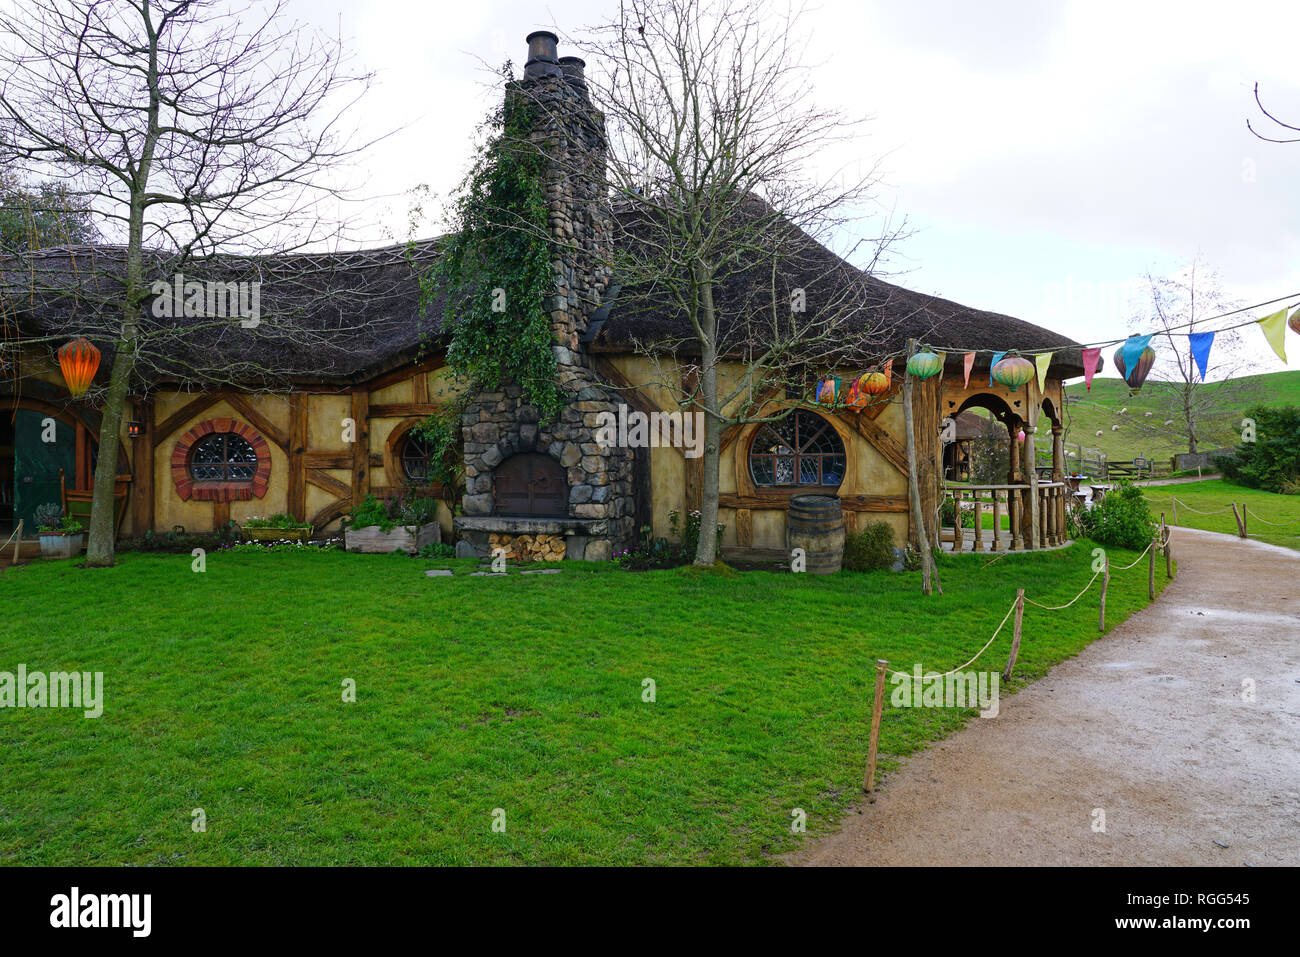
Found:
[57,337,100,397]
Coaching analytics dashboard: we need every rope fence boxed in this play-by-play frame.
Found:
[2,520,23,566]
[862,519,1177,792]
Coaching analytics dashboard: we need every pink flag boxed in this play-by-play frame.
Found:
[1081,347,1102,391]
[962,351,975,389]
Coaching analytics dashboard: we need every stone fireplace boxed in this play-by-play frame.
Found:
[452,31,637,562]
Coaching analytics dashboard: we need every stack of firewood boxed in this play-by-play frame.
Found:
[487,533,566,563]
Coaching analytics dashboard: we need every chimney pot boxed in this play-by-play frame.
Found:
[558,55,587,88]
[524,30,560,80]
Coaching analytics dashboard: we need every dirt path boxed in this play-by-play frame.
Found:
[790,528,1300,866]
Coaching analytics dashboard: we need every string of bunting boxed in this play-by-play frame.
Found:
[814,294,1300,405]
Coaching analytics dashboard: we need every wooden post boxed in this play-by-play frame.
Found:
[951,489,962,551]
[1231,503,1245,538]
[1148,533,1156,599]
[1171,496,1178,527]
[973,493,984,552]
[1170,512,1180,579]
[864,659,888,793]
[992,490,1003,552]
[10,519,21,566]
[1099,555,1110,632]
[1003,589,1025,681]
[902,340,933,595]
[1241,503,1248,539]
[1025,426,1040,548]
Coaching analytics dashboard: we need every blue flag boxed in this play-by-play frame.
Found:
[990,351,1006,386]
[1119,335,1152,378]
[1188,331,1214,382]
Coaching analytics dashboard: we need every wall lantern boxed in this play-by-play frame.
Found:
[57,337,101,397]
[992,351,1035,392]
[906,346,943,380]
[127,420,142,438]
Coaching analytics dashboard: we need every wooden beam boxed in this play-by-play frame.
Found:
[305,468,351,500]
[735,507,753,547]
[412,371,429,404]
[365,355,445,394]
[849,412,910,477]
[155,393,221,441]
[287,394,307,520]
[130,398,155,537]
[719,492,908,512]
[310,495,352,530]
[368,402,441,419]
[223,392,290,450]
[303,451,350,469]
[351,390,370,508]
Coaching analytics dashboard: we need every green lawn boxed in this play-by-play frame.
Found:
[1141,478,1300,551]
[0,542,1167,865]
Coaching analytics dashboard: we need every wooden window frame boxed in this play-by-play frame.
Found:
[171,418,271,502]
[747,409,846,491]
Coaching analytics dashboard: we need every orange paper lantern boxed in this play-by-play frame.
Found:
[57,337,100,397]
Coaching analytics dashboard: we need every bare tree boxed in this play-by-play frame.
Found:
[1132,258,1256,454]
[582,0,912,565]
[0,0,379,565]
[1248,83,1300,143]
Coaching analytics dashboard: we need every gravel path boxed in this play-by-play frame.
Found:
[790,527,1300,866]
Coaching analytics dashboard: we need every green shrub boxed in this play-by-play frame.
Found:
[346,492,440,533]
[418,542,456,559]
[843,520,896,571]
[940,496,975,528]
[243,512,311,529]
[1216,405,1300,494]
[1078,480,1155,550]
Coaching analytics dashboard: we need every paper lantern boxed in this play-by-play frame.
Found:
[991,351,1035,392]
[1289,310,1300,337]
[855,365,891,401]
[815,376,840,405]
[57,337,100,398]
[1113,341,1156,393]
[843,376,867,409]
[906,347,942,380]
[1016,429,1027,442]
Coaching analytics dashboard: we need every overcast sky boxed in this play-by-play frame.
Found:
[290,0,1300,377]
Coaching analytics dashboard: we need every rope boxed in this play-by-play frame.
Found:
[1024,567,1103,609]
[886,595,1019,680]
[1170,496,1235,515]
[1111,537,1158,570]
[1243,507,1300,527]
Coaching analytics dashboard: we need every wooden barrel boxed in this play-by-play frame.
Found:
[786,494,845,574]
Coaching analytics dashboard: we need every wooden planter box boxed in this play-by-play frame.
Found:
[345,522,440,555]
[242,526,312,544]
[39,532,85,559]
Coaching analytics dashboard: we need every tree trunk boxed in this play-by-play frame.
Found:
[84,332,134,566]
[902,341,932,595]
[693,274,721,566]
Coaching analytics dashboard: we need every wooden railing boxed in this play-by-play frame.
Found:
[944,482,1070,553]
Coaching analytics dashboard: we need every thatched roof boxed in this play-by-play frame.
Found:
[589,203,1089,378]
[0,211,1089,387]
[0,241,444,387]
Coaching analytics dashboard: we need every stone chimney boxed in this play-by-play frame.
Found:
[454,32,636,563]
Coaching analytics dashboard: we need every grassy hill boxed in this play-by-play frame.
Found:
[1063,370,1300,463]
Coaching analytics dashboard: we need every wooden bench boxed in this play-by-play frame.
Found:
[60,470,131,538]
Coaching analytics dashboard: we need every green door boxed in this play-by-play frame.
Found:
[13,410,76,533]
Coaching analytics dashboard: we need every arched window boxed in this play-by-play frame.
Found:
[399,432,436,482]
[748,410,845,488]
[190,432,258,482]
